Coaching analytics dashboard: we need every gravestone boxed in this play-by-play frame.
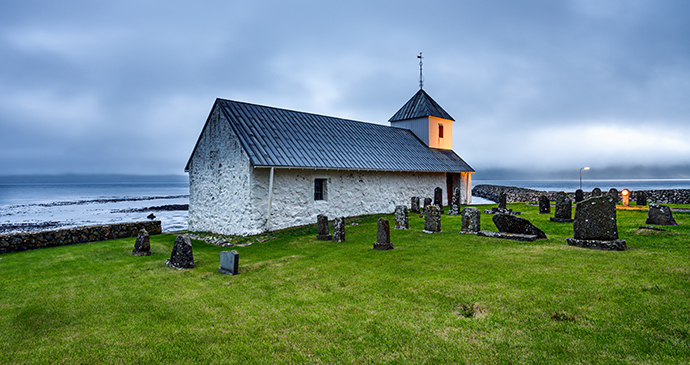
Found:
[434,187,444,214]
[636,191,647,206]
[460,207,481,233]
[166,235,195,269]
[332,217,346,242]
[493,213,547,239]
[567,195,626,251]
[410,197,420,213]
[608,188,619,203]
[449,188,461,215]
[374,218,393,250]
[394,205,409,230]
[592,188,602,197]
[423,204,442,233]
[316,214,332,240]
[575,189,584,203]
[132,228,151,256]
[550,191,574,222]
[646,204,678,226]
[423,198,432,210]
[218,250,239,275]
[498,192,507,210]
[538,195,551,214]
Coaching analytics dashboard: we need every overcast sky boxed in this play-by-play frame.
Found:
[1,0,689,177]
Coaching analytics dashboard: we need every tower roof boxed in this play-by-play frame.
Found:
[388,89,454,122]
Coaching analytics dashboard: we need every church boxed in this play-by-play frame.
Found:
[185,88,474,236]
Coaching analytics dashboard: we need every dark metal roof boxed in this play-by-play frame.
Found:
[388,89,454,122]
[186,98,473,173]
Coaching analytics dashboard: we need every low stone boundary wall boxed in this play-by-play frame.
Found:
[473,185,690,205]
[0,220,161,254]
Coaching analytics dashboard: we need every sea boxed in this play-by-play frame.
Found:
[1,178,689,235]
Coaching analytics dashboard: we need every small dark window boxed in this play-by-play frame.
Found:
[314,179,326,200]
[439,124,444,138]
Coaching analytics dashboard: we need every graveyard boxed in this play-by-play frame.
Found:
[1,201,689,364]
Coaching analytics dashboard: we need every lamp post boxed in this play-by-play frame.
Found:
[579,167,590,190]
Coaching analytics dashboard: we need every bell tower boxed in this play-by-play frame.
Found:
[388,88,454,150]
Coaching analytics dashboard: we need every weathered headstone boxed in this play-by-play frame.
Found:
[645,203,678,226]
[132,228,151,256]
[316,214,332,240]
[166,235,195,269]
[460,207,481,233]
[575,189,584,203]
[423,204,442,233]
[218,250,239,275]
[394,205,409,230]
[449,188,461,215]
[493,213,547,239]
[410,197,420,213]
[538,195,551,214]
[567,195,626,251]
[608,188,619,203]
[434,187,444,214]
[636,191,647,206]
[498,192,507,210]
[332,217,346,242]
[374,218,393,250]
[592,187,602,197]
[423,197,432,210]
[550,191,574,222]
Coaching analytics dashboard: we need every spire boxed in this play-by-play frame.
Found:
[417,52,424,89]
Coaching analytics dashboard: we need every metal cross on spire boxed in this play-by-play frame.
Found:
[417,52,424,89]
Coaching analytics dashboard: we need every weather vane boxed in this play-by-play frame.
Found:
[418,52,424,89]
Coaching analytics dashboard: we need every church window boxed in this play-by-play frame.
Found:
[438,124,444,138]
[314,179,327,200]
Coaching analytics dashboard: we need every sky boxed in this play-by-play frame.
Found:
[1,0,689,178]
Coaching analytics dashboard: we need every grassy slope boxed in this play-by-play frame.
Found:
[0,204,688,364]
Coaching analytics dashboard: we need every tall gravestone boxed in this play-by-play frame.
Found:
[575,189,584,203]
[449,188,461,215]
[374,218,393,250]
[498,192,507,210]
[460,207,481,233]
[592,188,602,197]
[538,195,551,214]
[423,197,432,210]
[423,204,441,233]
[218,250,239,275]
[166,235,195,269]
[567,195,626,250]
[332,217,346,242]
[410,197,420,213]
[394,205,409,230]
[608,188,619,203]
[551,191,574,222]
[646,204,678,226]
[434,187,444,214]
[132,228,151,256]
[316,214,332,240]
[636,191,647,206]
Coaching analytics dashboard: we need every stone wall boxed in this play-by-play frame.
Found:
[0,221,161,255]
[473,184,690,205]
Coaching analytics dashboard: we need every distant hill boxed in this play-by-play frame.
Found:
[0,174,189,184]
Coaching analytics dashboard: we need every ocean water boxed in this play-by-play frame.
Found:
[1,179,688,235]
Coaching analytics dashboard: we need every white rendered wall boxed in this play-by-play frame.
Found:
[187,107,258,235]
[252,169,446,233]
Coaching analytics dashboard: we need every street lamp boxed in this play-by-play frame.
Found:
[580,167,590,190]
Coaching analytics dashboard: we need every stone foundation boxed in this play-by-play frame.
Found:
[0,221,162,254]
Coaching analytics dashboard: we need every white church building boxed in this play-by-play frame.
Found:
[185,88,474,236]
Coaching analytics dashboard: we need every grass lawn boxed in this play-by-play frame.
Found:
[1,203,689,364]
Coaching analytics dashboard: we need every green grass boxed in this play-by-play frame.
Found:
[1,204,689,364]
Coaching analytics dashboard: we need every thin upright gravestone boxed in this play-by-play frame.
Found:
[575,189,584,203]
[636,191,647,206]
[538,195,551,214]
[498,192,507,210]
[550,191,574,223]
[646,204,678,226]
[394,205,409,230]
[316,214,332,240]
[410,197,420,213]
[218,250,239,275]
[449,188,461,215]
[374,218,393,250]
[434,187,444,214]
[132,228,151,256]
[166,235,195,269]
[421,197,432,217]
[567,195,626,251]
[332,217,346,242]
[608,188,619,203]
[460,207,480,233]
[423,204,441,233]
